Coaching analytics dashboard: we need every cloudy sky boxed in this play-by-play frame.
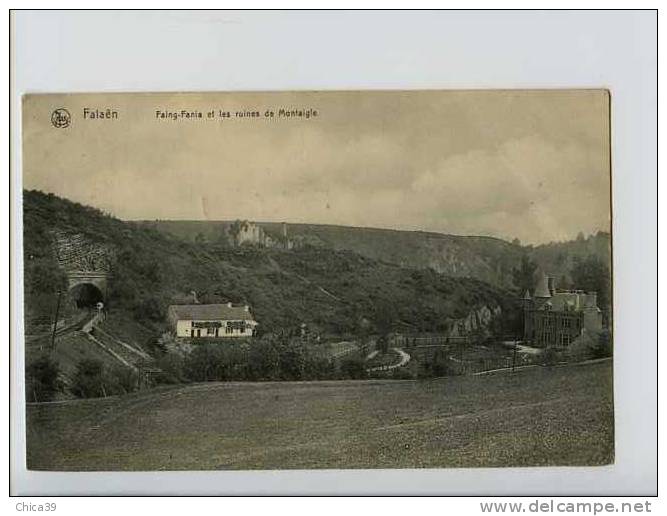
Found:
[23,90,610,244]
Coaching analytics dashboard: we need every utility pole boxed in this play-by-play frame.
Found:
[50,290,62,351]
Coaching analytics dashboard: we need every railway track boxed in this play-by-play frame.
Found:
[25,312,95,342]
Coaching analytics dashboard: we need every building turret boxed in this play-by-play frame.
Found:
[521,289,532,310]
[534,274,552,299]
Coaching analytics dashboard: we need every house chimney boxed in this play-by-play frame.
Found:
[534,274,551,299]
[190,290,199,304]
[227,302,232,308]
[244,305,249,312]
[547,276,555,296]
[586,292,598,309]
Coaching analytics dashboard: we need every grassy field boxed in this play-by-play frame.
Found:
[26,360,614,471]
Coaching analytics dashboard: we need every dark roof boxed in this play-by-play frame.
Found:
[168,304,255,321]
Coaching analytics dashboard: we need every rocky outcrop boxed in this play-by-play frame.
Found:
[447,304,502,338]
[226,220,295,250]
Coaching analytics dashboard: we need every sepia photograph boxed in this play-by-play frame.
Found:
[21,89,613,472]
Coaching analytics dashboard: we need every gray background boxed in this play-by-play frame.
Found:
[10,10,657,495]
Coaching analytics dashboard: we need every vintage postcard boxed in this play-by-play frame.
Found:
[21,90,612,471]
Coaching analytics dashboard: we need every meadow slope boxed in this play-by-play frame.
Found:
[27,360,614,471]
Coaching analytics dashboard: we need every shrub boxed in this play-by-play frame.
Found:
[542,347,560,366]
[72,358,106,398]
[185,344,222,382]
[425,349,464,377]
[592,330,613,359]
[107,365,140,395]
[339,356,367,379]
[278,343,307,381]
[155,353,188,384]
[566,329,613,362]
[246,339,281,380]
[391,367,414,380]
[26,355,60,402]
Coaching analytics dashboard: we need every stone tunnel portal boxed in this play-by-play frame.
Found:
[68,282,105,309]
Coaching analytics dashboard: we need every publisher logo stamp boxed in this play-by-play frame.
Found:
[51,108,71,129]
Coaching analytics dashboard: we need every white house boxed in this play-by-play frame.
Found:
[167,303,258,338]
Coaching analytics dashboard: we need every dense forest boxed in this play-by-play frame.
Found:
[23,189,509,338]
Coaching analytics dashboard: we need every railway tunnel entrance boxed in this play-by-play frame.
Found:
[69,282,104,309]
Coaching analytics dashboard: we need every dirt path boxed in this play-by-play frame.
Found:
[329,341,359,359]
[474,356,612,376]
[393,348,411,368]
[367,347,411,372]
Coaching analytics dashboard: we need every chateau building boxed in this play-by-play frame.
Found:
[523,275,602,348]
[167,303,258,338]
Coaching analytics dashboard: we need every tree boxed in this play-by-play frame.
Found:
[24,259,68,296]
[185,344,221,382]
[591,330,613,359]
[107,365,140,394]
[570,255,611,314]
[357,316,372,354]
[133,296,164,322]
[72,358,106,398]
[512,254,538,295]
[278,341,307,380]
[374,301,396,354]
[26,355,60,402]
[376,335,389,355]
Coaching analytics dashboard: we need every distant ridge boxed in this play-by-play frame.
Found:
[136,219,524,287]
[136,219,610,291]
